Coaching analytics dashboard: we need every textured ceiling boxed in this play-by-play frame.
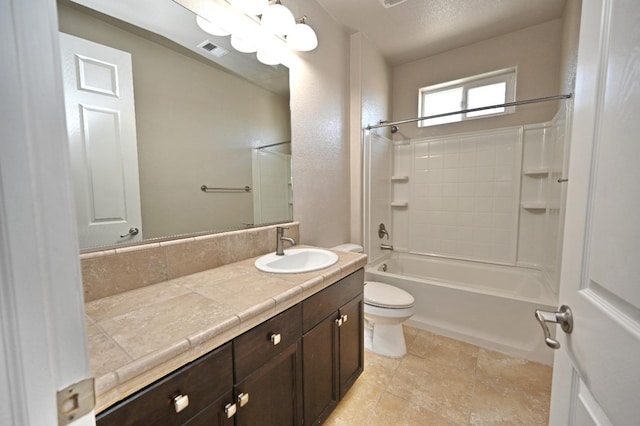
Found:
[315,0,567,65]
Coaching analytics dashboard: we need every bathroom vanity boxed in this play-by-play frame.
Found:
[87,247,366,425]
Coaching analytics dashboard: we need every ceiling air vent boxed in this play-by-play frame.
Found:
[197,40,229,58]
[378,0,409,8]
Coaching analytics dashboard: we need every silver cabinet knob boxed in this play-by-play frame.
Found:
[336,314,348,327]
[237,392,249,407]
[224,402,237,418]
[173,394,189,413]
[270,333,281,345]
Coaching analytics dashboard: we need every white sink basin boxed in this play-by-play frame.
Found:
[255,248,339,274]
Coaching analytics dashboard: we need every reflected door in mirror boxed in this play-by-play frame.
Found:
[60,33,142,249]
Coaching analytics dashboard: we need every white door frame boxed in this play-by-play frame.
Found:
[0,0,93,424]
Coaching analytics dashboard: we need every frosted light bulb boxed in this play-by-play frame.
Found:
[286,23,318,51]
[261,4,295,36]
[195,15,230,37]
[230,34,257,53]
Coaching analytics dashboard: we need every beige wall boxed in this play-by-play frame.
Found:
[289,0,351,247]
[559,0,583,94]
[349,33,393,245]
[58,3,291,239]
[392,19,563,140]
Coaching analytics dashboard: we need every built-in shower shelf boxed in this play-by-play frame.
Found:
[521,202,547,210]
[523,168,549,176]
[390,201,409,207]
[391,175,409,182]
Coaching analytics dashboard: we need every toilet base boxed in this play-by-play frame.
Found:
[364,322,407,358]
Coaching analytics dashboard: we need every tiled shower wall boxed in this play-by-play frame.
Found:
[401,128,523,264]
[388,113,568,278]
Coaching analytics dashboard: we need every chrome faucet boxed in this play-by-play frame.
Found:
[276,226,296,256]
[380,243,394,251]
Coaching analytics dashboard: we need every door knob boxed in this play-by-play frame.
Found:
[119,227,139,238]
[535,305,573,349]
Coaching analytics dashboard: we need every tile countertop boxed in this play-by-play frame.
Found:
[85,246,367,413]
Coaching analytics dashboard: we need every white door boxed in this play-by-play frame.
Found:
[60,33,142,249]
[548,0,640,424]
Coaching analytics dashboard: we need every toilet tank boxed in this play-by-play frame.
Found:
[331,243,363,253]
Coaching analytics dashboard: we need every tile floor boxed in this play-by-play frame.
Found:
[326,326,553,425]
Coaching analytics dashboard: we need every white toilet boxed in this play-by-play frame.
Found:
[331,244,415,358]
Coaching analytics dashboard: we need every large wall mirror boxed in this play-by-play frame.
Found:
[57,0,292,250]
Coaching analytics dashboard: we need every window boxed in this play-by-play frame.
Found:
[418,68,516,127]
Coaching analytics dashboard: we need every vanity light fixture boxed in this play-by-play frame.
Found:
[229,0,269,16]
[260,1,296,36]
[187,0,318,69]
[230,34,258,53]
[196,14,231,36]
[256,49,280,65]
[286,16,318,52]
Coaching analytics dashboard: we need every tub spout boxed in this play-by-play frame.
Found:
[380,243,394,251]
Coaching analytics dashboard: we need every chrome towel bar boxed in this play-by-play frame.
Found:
[201,185,251,192]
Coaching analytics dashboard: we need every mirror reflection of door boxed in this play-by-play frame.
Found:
[59,33,143,249]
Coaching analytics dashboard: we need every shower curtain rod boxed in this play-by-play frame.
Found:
[256,141,291,150]
[365,93,572,130]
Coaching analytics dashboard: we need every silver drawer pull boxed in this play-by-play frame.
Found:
[237,392,249,407]
[341,314,348,324]
[173,394,189,413]
[224,402,237,418]
[335,317,343,327]
[270,333,281,345]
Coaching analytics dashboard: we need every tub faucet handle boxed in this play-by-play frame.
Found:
[380,243,393,251]
[378,223,389,239]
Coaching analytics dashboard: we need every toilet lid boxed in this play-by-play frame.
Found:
[364,281,414,309]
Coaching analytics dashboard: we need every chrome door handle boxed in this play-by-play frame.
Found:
[120,227,139,238]
[535,305,573,349]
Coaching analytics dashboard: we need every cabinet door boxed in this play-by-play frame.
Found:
[184,391,235,426]
[302,313,339,426]
[235,341,302,426]
[339,294,364,398]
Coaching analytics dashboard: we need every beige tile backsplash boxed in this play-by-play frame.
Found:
[81,223,300,302]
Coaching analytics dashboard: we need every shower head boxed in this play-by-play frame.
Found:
[391,125,399,133]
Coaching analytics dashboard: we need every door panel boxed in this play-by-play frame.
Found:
[549,0,640,424]
[59,32,142,249]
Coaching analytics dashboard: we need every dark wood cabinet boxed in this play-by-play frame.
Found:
[96,269,363,426]
[232,304,303,426]
[302,269,365,425]
[96,343,234,426]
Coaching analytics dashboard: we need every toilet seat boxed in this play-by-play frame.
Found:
[364,281,414,309]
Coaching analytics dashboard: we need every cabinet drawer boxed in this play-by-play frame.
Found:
[97,343,233,426]
[234,304,302,382]
[303,269,364,332]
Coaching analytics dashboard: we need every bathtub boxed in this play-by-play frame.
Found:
[365,252,558,365]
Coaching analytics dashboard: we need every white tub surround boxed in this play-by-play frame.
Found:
[366,252,556,365]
